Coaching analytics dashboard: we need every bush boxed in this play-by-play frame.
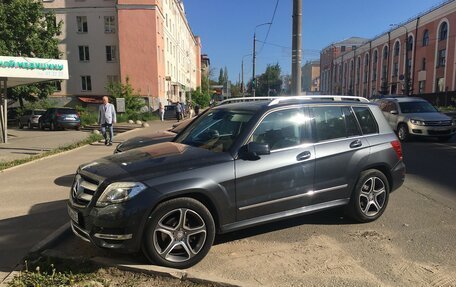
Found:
[75,105,98,126]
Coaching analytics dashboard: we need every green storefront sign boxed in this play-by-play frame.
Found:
[0,60,64,71]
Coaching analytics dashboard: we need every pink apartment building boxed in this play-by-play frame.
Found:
[43,0,202,109]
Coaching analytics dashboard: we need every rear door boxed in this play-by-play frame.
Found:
[235,107,315,221]
[311,105,370,204]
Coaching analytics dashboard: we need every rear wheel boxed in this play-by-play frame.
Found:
[142,197,215,269]
[397,124,409,141]
[347,169,390,223]
[27,121,32,129]
[18,121,23,129]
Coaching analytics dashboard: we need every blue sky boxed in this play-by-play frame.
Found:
[185,0,446,83]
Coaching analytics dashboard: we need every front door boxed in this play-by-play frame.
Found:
[235,107,315,221]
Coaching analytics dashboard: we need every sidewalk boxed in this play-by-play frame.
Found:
[0,120,174,282]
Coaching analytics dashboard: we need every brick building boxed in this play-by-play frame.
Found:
[320,0,456,101]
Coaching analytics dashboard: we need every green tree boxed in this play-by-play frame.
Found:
[256,63,282,97]
[106,77,144,112]
[191,89,211,108]
[231,83,241,98]
[223,66,229,86]
[218,68,224,85]
[0,0,63,107]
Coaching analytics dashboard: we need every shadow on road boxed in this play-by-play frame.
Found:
[402,137,456,194]
[215,208,354,245]
[54,174,75,188]
[0,199,68,273]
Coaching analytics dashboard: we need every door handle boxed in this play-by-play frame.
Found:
[350,140,362,148]
[296,151,311,161]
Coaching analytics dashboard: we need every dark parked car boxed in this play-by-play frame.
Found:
[39,108,81,131]
[18,109,46,129]
[68,96,405,269]
[164,105,177,120]
[114,118,193,153]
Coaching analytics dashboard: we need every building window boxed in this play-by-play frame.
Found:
[76,16,88,33]
[439,22,448,41]
[81,76,92,91]
[422,30,429,46]
[418,80,425,94]
[107,75,119,84]
[383,46,388,59]
[341,45,346,52]
[78,46,90,61]
[106,45,117,62]
[104,16,115,33]
[407,36,413,51]
[421,57,426,71]
[438,49,446,67]
[394,41,400,56]
[393,62,398,77]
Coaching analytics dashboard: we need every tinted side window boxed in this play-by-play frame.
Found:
[251,108,309,150]
[342,107,361,137]
[353,107,379,134]
[311,107,347,141]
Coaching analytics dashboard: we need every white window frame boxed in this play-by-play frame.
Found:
[106,45,117,62]
[104,16,116,33]
[77,16,88,33]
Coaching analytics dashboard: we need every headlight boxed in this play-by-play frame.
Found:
[96,182,146,207]
[452,120,456,126]
[410,119,425,126]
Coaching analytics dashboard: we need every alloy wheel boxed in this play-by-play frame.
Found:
[358,177,386,217]
[153,208,207,263]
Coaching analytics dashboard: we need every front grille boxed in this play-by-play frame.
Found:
[424,120,452,126]
[72,173,100,207]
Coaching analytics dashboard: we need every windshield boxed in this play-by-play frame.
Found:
[174,109,254,152]
[399,102,438,113]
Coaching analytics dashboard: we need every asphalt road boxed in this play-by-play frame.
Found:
[50,136,456,286]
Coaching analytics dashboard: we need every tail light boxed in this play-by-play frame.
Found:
[390,140,403,160]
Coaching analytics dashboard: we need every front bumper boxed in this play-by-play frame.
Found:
[408,123,456,137]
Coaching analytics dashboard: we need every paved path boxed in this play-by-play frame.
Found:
[0,120,174,282]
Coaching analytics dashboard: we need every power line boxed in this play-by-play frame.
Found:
[257,0,280,55]
[256,39,321,54]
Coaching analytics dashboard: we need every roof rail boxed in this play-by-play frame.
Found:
[217,95,369,106]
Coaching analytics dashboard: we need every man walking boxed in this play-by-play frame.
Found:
[98,96,117,146]
[176,101,183,122]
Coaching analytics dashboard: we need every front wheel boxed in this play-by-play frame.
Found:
[347,169,390,223]
[142,197,215,269]
[397,124,409,141]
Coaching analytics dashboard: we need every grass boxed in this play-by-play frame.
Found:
[6,255,226,287]
[0,133,103,172]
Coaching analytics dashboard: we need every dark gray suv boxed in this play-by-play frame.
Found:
[68,96,405,268]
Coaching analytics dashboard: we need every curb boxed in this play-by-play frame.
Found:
[40,252,244,287]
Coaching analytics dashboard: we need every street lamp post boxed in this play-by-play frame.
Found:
[252,22,271,97]
[391,24,410,95]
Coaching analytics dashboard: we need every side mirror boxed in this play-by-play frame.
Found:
[240,142,270,160]
[390,110,399,115]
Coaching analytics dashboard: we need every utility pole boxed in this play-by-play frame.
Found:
[252,23,271,97]
[291,0,302,95]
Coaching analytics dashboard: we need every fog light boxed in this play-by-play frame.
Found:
[412,129,422,134]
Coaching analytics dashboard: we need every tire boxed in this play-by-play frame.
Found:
[347,169,390,223]
[142,197,215,269]
[27,121,32,129]
[397,124,409,142]
[18,121,23,129]
[50,121,56,131]
[39,122,44,130]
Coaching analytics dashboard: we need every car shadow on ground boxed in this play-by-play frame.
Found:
[214,208,354,245]
[0,199,68,273]
[54,174,75,188]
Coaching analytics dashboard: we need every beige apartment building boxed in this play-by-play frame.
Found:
[301,60,320,93]
[43,0,201,109]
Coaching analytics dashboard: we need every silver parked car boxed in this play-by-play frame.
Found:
[18,109,46,129]
[377,97,456,141]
